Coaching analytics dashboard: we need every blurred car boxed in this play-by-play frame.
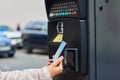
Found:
[22,21,48,53]
[0,25,23,48]
[0,34,16,57]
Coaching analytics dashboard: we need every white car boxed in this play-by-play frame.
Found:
[0,25,23,48]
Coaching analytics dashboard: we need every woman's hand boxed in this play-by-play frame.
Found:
[48,56,64,78]
[48,59,53,65]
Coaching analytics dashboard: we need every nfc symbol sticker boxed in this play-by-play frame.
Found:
[53,34,63,42]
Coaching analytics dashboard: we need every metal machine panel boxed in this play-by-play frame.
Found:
[95,0,120,80]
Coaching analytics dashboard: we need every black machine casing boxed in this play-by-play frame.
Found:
[45,0,88,80]
[48,18,88,73]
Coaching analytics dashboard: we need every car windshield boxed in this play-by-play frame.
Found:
[0,25,13,32]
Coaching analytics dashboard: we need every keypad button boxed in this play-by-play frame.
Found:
[50,1,78,17]
[74,11,77,14]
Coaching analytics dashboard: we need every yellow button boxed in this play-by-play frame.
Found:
[56,13,58,16]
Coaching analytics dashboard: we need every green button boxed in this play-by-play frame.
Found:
[65,12,69,15]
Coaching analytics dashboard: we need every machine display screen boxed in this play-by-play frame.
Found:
[49,0,80,18]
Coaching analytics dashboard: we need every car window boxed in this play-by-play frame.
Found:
[0,26,13,32]
[25,21,47,31]
[26,25,42,31]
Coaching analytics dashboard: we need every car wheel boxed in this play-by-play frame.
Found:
[9,54,14,57]
[26,48,33,53]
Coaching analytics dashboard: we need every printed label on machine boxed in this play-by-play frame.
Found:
[53,34,63,42]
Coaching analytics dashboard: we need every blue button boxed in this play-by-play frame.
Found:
[60,13,62,15]
[58,13,60,16]
[62,12,65,15]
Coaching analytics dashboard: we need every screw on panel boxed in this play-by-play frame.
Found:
[105,0,110,4]
[99,6,103,11]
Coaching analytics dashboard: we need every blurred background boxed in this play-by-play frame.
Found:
[0,0,49,71]
[0,0,48,29]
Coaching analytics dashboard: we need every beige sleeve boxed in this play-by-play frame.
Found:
[0,66,52,80]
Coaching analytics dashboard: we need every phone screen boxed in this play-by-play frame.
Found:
[53,41,67,61]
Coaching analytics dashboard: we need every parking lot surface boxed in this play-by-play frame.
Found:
[0,49,48,71]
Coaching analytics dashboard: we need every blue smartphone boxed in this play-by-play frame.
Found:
[53,41,67,61]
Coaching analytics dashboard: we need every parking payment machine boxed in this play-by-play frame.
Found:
[45,0,120,80]
[45,0,88,80]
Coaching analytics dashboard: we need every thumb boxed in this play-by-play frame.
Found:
[53,56,64,66]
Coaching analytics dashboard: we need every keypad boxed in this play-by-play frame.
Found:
[49,1,79,17]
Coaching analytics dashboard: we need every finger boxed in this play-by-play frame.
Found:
[48,59,53,65]
[58,61,63,68]
[56,62,63,73]
[53,56,64,66]
[48,61,50,65]
[52,55,54,58]
[48,59,53,62]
